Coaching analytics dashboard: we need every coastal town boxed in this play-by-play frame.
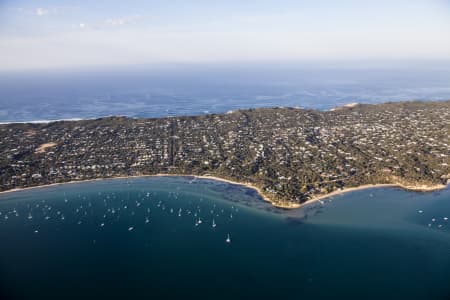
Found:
[1,101,449,207]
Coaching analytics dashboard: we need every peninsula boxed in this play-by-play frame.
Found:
[1,101,449,207]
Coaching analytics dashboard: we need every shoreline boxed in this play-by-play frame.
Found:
[154,174,300,208]
[300,182,448,208]
[0,174,447,209]
[0,118,85,125]
[0,174,297,209]
[3,100,449,126]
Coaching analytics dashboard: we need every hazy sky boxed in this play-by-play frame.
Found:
[0,0,450,70]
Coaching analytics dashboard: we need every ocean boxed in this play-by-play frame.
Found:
[0,177,449,300]
[1,63,450,123]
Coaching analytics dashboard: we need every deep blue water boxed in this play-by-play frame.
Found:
[0,177,449,300]
[1,63,450,122]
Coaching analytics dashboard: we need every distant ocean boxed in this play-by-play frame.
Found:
[1,63,450,123]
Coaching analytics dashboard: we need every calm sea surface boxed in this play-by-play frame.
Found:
[0,177,449,299]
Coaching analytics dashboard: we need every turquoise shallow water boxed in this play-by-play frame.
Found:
[0,177,449,300]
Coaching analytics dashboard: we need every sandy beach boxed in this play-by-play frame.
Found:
[0,173,298,208]
[147,174,301,209]
[0,174,447,209]
[299,182,447,208]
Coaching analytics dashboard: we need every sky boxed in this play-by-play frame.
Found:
[0,0,450,71]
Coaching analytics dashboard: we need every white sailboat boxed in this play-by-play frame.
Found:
[226,234,231,243]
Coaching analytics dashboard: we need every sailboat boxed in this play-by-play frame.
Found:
[212,219,217,228]
[226,234,231,243]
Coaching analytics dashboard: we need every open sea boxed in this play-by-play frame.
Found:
[0,63,450,123]
[0,177,450,300]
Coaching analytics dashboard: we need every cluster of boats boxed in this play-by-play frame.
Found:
[0,188,239,244]
[417,210,448,229]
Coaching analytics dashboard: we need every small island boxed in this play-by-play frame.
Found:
[1,101,449,207]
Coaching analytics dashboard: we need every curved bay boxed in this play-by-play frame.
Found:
[0,177,449,300]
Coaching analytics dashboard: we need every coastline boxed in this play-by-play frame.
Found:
[0,118,84,125]
[300,182,447,208]
[0,174,298,209]
[152,174,289,207]
[0,174,447,209]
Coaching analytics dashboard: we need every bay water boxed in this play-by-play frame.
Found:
[0,177,449,299]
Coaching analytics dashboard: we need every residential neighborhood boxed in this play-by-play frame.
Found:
[1,101,449,206]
